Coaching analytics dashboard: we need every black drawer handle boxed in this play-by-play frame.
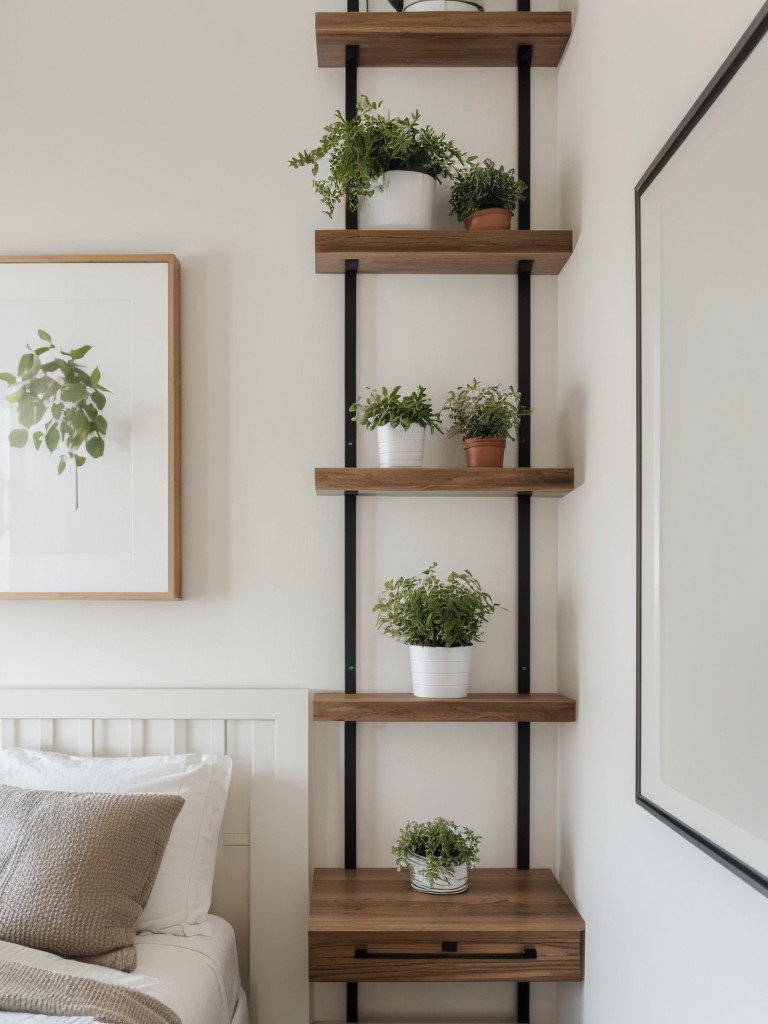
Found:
[354,947,538,961]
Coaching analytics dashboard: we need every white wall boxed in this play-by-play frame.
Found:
[556,1,768,1022]
[1,2,564,1022]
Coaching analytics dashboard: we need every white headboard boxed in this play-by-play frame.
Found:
[0,687,310,1024]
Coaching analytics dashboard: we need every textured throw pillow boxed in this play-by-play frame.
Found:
[0,785,183,971]
[0,749,232,935]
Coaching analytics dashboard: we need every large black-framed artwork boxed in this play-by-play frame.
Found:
[636,2,768,895]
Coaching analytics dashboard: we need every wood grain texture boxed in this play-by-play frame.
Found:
[309,868,584,982]
[315,230,573,275]
[313,692,576,723]
[314,467,574,497]
[316,13,572,68]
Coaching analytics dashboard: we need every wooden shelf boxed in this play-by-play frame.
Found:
[316,13,572,68]
[313,692,576,723]
[309,868,584,983]
[315,230,573,275]
[315,467,574,497]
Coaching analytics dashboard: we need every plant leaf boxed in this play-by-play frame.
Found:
[45,424,60,453]
[0,372,17,385]
[57,456,66,476]
[90,367,101,387]
[92,390,106,410]
[37,329,52,342]
[60,383,87,404]
[18,395,47,428]
[18,353,36,378]
[75,454,86,467]
[68,345,92,360]
[9,428,28,448]
[85,435,104,459]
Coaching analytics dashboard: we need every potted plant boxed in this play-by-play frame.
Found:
[393,816,481,893]
[0,328,109,509]
[442,377,529,467]
[374,562,499,698]
[289,95,472,229]
[401,1,485,10]
[449,159,527,230]
[350,384,442,467]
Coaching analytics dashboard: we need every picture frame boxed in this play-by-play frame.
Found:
[0,255,180,600]
[635,5,768,895]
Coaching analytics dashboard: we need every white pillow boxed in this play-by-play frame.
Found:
[0,748,231,936]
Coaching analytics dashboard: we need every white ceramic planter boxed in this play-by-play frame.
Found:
[404,0,485,11]
[408,645,473,698]
[376,424,426,467]
[405,852,469,894]
[360,171,435,230]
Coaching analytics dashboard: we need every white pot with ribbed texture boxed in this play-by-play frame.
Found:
[360,171,435,230]
[404,1,485,11]
[409,645,473,698]
[376,424,426,467]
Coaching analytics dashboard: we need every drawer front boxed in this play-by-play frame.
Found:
[309,935,584,982]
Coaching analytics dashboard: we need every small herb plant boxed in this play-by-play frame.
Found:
[350,385,442,433]
[289,95,473,218]
[0,329,109,507]
[449,159,527,223]
[374,562,499,648]
[442,378,530,441]
[392,817,481,885]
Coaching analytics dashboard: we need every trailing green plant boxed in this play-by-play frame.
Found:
[449,158,527,222]
[350,385,442,432]
[442,378,530,441]
[289,95,473,218]
[374,562,499,648]
[392,816,481,885]
[0,329,109,507]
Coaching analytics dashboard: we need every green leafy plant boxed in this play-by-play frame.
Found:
[449,158,527,222]
[0,329,109,507]
[289,95,473,218]
[374,562,499,648]
[350,385,442,432]
[392,817,481,885]
[442,378,530,441]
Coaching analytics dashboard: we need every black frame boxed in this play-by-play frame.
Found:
[635,0,768,897]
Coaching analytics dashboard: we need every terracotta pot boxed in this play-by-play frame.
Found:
[463,207,513,231]
[463,437,506,467]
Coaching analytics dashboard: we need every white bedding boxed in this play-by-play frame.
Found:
[0,915,246,1024]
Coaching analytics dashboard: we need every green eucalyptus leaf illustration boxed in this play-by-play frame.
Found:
[9,428,29,448]
[1,329,111,507]
[68,345,92,360]
[85,435,105,459]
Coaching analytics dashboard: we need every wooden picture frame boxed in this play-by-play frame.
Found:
[0,255,180,599]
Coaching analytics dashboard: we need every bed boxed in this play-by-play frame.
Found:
[0,688,310,1024]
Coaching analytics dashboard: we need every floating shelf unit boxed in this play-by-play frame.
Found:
[315,12,572,67]
[309,869,584,984]
[313,692,576,724]
[315,467,574,497]
[315,230,573,275]
[308,7,582,1024]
